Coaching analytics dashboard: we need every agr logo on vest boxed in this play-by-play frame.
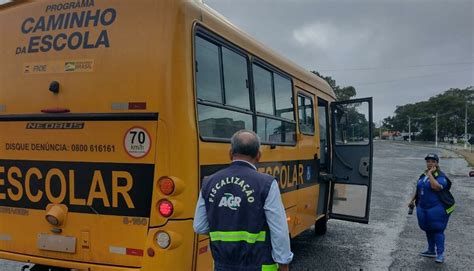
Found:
[218,193,241,210]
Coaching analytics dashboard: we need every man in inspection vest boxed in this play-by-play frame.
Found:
[193,130,293,271]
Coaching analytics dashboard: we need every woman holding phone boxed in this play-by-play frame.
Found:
[408,153,451,264]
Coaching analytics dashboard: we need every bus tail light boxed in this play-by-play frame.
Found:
[155,231,171,249]
[158,177,175,195]
[158,200,173,217]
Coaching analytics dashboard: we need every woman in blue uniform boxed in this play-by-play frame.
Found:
[409,153,450,263]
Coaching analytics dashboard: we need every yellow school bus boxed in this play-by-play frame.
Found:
[0,0,373,270]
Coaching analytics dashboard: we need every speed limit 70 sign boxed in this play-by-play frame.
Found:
[124,127,151,158]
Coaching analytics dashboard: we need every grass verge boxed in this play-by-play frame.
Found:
[453,149,474,168]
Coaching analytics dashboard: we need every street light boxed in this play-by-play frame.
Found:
[465,101,468,149]
[433,113,438,147]
[408,117,411,143]
[379,121,383,140]
[465,98,473,150]
[350,124,355,141]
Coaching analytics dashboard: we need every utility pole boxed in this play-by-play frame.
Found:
[465,101,468,149]
[435,113,438,147]
[408,117,411,143]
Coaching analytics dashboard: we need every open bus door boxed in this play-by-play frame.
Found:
[329,98,373,224]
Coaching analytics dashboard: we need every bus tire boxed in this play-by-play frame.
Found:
[314,217,327,236]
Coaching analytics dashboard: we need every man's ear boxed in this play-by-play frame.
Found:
[255,151,262,162]
[229,149,233,161]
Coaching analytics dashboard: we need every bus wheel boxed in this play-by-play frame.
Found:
[314,217,327,236]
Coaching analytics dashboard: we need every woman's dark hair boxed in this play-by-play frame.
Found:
[230,130,261,158]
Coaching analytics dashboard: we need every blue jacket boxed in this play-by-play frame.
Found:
[416,170,447,209]
[201,161,276,270]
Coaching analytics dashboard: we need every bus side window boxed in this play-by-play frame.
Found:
[195,34,253,140]
[253,63,296,144]
[318,98,330,171]
[297,94,315,135]
[222,47,250,109]
[253,64,274,115]
[274,74,295,121]
[195,36,222,103]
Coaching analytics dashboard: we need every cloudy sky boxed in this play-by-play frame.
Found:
[1,0,471,122]
[204,0,473,122]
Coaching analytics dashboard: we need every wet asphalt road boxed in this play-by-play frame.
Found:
[291,141,474,270]
[1,141,473,270]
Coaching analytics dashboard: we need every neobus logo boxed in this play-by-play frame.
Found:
[26,122,85,129]
[0,160,154,217]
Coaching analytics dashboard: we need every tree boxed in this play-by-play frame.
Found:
[382,87,474,141]
[311,71,357,101]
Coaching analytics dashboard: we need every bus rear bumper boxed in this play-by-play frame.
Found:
[0,251,140,271]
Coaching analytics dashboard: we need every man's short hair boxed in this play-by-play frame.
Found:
[231,130,261,158]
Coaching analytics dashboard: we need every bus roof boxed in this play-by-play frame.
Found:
[197,1,336,100]
[0,0,24,10]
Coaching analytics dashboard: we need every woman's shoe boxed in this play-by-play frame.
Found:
[435,254,445,263]
[419,250,436,258]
